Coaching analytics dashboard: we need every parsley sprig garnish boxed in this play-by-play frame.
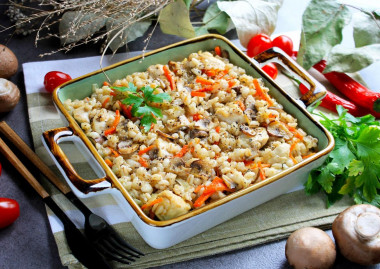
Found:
[305,105,380,207]
[112,82,171,132]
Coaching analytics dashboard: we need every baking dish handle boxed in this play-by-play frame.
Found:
[254,47,326,107]
[42,127,111,194]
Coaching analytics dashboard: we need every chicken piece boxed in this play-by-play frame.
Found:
[73,107,90,124]
[165,115,191,132]
[215,102,245,124]
[152,190,191,221]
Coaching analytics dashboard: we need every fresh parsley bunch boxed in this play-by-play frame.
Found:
[112,82,171,132]
[305,105,380,207]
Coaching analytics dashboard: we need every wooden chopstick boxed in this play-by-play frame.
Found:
[0,121,71,194]
[0,137,49,199]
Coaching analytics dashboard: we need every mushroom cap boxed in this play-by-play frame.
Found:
[285,227,336,269]
[0,45,18,79]
[332,204,380,265]
[0,78,20,113]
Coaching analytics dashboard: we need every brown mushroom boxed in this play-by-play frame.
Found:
[240,124,256,137]
[156,130,175,141]
[332,204,380,265]
[0,45,18,78]
[168,157,191,177]
[190,129,208,138]
[117,141,139,155]
[0,78,20,113]
[285,227,336,269]
[267,121,292,139]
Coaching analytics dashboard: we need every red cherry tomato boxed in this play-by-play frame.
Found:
[272,35,293,56]
[262,63,278,79]
[44,71,72,93]
[0,198,20,229]
[246,33,273,58]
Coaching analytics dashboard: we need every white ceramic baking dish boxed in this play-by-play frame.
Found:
[42,34,334,249]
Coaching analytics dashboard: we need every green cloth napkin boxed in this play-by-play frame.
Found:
[24,61,353,269]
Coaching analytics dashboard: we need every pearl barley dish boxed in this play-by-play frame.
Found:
[64,49,318,221]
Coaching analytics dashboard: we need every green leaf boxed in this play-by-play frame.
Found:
[217,0,283,48]
[296,0,351,70]
[348,159,364,177]
[354,126,380,160]
[355,163,380,202]
[106,19,151,52]
[140,114,157,132]
[112,82,137,93]
[353,11,380,47]
[316,168,335,194]
[122,94,144,115]
[149,93,172,103]
[304,170,321,195]
[329,141,355,174]
[324,44,380,73]
[136,105,162,118]
[326,175,346,207]
[339,176,355,195]
[59,11,106,45]
[158,0,195,39]
[195,2,231,36]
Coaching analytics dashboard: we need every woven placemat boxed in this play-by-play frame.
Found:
[23,51,353,269]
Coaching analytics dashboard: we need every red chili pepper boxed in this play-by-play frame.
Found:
[299,83,371,117]
[313,60,380,117]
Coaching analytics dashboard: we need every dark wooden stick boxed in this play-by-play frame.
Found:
[0,137,49,199]
[0,121,71,194]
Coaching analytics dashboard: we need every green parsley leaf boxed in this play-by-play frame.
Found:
[305,105,380,208]
[113,83,171,132]
[112,82,137,93]
[136,105,162,118]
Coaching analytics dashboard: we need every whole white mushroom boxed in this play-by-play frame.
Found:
[332,204,380,265]
[285,227,336,269]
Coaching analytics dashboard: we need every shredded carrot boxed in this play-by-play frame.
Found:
[193,193,212,208]
[193,177,232,208]
[103,81,110,86]
[235,100,246,111]
[102,97,110,108]
[139,156,149,168]
[191,91,206,97]
[163,65,176,90]
[248,161,270,180]
[216,69,229,79]
[228,80,236,88]
[193,113,203,121]
[196,76,213,85]
[120,104,132,119]
[196,86,214,92]
[243,160,255,166]
[174,145,189,158]
[105,159,113,167]
[110,90,117,96]
[108,147,120,157]
[253,79,274,106]
[205,69,217,77]
[138,145,155,156]
[141,197,163,211]
[289,139,299,164]
[149,123,155,132]
[287,125,304,140]
[214,46,222,56]
[303,153,315,159]
[194,184,204,193]
[215,126,221,133]
[104,110,120,136]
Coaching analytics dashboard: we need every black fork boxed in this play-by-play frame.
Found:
[66,192,144,264]
[0,121,144,265]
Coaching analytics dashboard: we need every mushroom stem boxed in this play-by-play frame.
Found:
[355,212,380,241]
